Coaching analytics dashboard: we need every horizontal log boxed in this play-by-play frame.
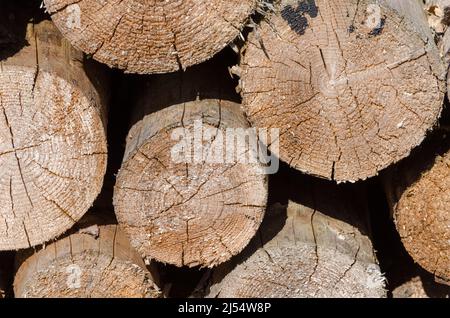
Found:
[200,179,387,298]
[44,0,258,74]
[14,223,161,298]
[0,12,108,249]
[383,132,450,285]
[113,62,268,268]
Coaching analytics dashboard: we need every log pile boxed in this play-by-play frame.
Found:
[14,221,161,298]
[0,253,11,298]
[0,0,448,298]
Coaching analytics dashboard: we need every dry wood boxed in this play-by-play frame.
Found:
[422,0,450,98]
[392,276,450,298]
[240,0,446,182]
[0,254,10,298]
[383,132,450,285]
[200,180,387,298]
[114,100,268,268]
[0,19,108,250]
[423,0,450,35]
[14,223,160,298]
[43,0,258,74]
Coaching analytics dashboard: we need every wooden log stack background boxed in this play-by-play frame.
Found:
[0,0,448,298]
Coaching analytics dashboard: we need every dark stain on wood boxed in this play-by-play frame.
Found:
[369,17,386,36]
[281,0,318,36]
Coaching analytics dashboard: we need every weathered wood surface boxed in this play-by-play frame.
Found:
[240,0,446,182]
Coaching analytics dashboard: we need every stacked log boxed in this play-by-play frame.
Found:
[200,177,387,298]
[113,64,268,268]
[0,0,448,299]
[0,13,108,249]
[239,0,446,182]
[383,132,450,285]
[43,0,258,74]
[423,0,450,99]
[14,222,161,298]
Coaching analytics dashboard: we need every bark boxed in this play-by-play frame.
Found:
[14,223,161,298]
[113,64,268,268]
[240,0,446,182]
[43,0,258,74]
[383,132,450,285]
[199,179,387,298]
[0,18,108,250]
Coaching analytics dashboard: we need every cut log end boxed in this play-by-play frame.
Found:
[208,245,386,298]
[14,224,161,298]
[114,100,268,268]
[0,21,107,250]
[44,0,257,74]
[204,200,387,298]
[385,134,450,284]
[241,0,445,182]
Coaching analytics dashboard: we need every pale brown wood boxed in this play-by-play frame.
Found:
[14,223,161,298]
[0,19,108,250]
[199,179,387,298]
[383,132,450,285]
[113,63,268,268]
[43,0,258,74]
[240,0,446,182]
[0,253,10,298]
